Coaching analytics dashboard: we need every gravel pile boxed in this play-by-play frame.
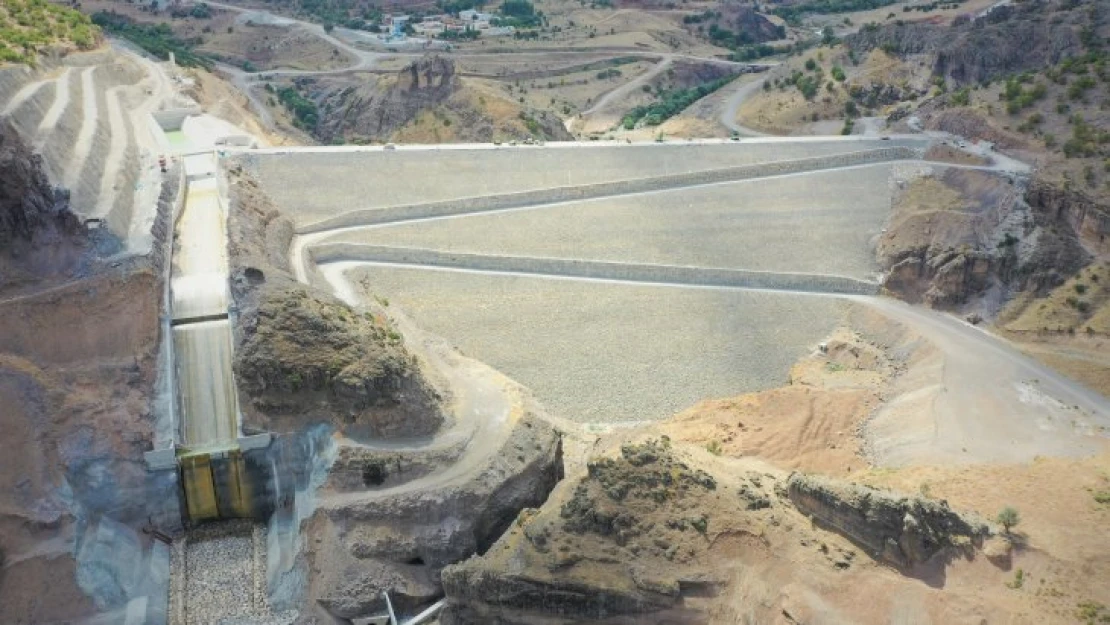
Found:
[173,520,296,624]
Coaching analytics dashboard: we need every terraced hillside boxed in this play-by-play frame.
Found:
[0,46,172,251]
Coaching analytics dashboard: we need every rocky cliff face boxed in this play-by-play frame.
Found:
[314,55,459,143]
[438,438,1004,624]
[1026,179,1110,251]
[786,473,990,569]
[0,265,172,622]
[304,408,563,619]
[226,170,446,439]
[878,168,1089,310]
[0,119,89,291]
[847,0,1089,85]
[440,439,766,625]
[0,120,79,245]
[310,55,572,144]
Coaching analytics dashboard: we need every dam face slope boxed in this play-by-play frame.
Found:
[245,139,926,424]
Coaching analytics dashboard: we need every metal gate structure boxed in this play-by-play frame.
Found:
[179,447,254,522]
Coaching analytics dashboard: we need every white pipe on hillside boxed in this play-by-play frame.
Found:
[401,599,446,625]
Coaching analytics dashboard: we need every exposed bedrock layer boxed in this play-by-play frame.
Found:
[438,438,998,625]
[785,473,990,569]
[309,54,572,144]
[0,266,178,622]
[304,412,563,619]
[846,0,1086,85]
[0,118,89,291]
[1026,179,1110,251]
[227,171,446,439]
[878,167,1089,310]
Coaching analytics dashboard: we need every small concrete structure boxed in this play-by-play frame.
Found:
[153,107,203,132]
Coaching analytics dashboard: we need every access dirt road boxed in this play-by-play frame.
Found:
[857,295,1110,465]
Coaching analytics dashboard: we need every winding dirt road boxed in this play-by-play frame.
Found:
[719,75,770,136]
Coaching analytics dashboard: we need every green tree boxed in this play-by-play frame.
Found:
[996,506,1020,534]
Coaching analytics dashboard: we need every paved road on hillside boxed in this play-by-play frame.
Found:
[720,75,770,137]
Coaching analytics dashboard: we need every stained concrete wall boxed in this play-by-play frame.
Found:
[298,146,921,233]
[153,108,202,132]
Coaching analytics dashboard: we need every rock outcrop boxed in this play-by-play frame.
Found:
[439,439,759,625]
[1026,179,1110,252]
[878,168,1089,309]
[313,55,458,142]
[0,119,90,291]
[786,473,990,569]
[227,170,446,439]
[847,0,1088,85]
[309,54,572,144]
[304,407,564,618]
[438,434,1005,624]
[0,119,79,246]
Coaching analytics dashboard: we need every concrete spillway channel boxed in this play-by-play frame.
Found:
[146,122,274,524]
[171,174,240,448]
[167,152,254,523]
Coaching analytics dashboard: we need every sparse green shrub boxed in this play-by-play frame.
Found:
[276,85,319,130]
[92,11,211,68]
[1076,600,1109,625]
[620,75,736,129]
[690,515,708,534]
[996,506,1020,533]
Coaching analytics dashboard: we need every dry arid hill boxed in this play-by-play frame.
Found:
[3,0,1110,620]
[302,55,573,144]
